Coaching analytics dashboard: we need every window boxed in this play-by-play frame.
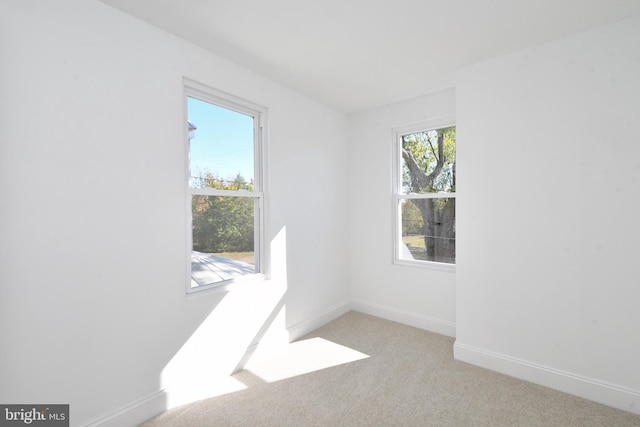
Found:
[393,119,456,268]
[185,80,267,292]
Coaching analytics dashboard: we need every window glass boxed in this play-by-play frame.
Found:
[401,127,456,194]
[399,197,455,264]
[188,97,255,188]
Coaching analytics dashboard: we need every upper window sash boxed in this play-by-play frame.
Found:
[393,117,456,194]
[184,78,266,193]
[398,128,456,195]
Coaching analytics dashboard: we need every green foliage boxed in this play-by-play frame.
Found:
[401,200,423,236]
[191,171,255,254]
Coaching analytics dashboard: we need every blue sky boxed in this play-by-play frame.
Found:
[187,97,254,185]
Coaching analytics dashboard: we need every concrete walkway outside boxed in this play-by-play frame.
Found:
[191,251,255,288]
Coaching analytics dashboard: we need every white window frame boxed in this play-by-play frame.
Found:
[392,116,456,272]
[184,78,269,294]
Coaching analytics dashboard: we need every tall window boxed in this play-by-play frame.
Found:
[393,120,456,267]
[185,80,267,292]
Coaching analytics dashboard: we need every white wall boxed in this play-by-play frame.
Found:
[0,0,349,425]
[455,16,640,413]
[348,91,456,336]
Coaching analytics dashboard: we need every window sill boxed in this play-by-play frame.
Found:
[394,258,456,273]
[186,273,268,296]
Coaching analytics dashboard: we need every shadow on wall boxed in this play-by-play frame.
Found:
[160,226,290,409]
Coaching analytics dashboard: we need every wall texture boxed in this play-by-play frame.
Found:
[455,16,640,413]
[0,0,349,425]
[348,90,457,336]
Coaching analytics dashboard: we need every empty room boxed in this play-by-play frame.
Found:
[1,0,640,426]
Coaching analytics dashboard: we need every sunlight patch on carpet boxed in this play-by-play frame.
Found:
[244,337,369,382]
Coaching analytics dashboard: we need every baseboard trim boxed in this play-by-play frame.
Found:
[454,341,640,415]
[84,390,167,427]
[351,299,456,337]
[287,300,352,341]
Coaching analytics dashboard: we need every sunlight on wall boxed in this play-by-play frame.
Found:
[244,337,370,383]
[269,225,288,284]
[160,227,290,409]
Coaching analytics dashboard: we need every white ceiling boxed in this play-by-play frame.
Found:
[100,0,640,113]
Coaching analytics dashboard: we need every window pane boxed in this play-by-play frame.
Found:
[191,195,257,288]
[401,126,455,194]
[400,197,455,264]
[188,97,255,189]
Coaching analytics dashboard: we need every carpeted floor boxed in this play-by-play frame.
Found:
[142,311,640,426]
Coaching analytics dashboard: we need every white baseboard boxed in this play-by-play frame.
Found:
[84,390,167,427]
[287,300,352,341]
[454,341,640,415]
[351,299,456,338]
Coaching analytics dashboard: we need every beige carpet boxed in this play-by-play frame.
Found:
[142,311,640,426]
